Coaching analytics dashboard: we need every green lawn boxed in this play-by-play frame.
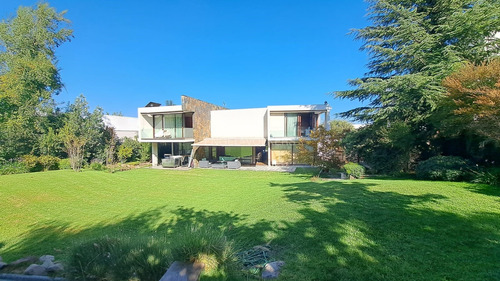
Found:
[1,168,499,280]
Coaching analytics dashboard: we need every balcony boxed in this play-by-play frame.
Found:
[269,127,312,138]
[140,128,193,140]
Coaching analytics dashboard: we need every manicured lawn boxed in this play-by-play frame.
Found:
[1,168,499,280]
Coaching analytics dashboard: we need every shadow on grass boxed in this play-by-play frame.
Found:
[2,180,500,281]
[1,206,275,261]
[464,183,500,197]
[268,180,500,281]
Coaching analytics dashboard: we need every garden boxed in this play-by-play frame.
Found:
[1,168,499,280]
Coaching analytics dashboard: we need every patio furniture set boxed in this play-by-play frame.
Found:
[199,156,242,169]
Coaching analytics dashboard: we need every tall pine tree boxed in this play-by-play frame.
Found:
[336,0,500,172]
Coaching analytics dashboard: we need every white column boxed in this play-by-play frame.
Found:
[152,143,158,166]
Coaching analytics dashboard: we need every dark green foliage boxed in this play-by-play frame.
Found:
[117,137,151,163]
[21,155,43,172]
[0,3,73,160]
[343,162,365,179]
[68,225,239,281]
[19,154,60,172]
[336,0,500,123]
[416,156,473,181]
[89,162,106,171]
[0,160,28,175]
[139,142,152,163]
[472,167,500,186]
[335,0,500,172]
[68,236,171,281]
[343,121,418,174]
[37,155,60,171]
[60,95,108,171]
[68,237,131,281]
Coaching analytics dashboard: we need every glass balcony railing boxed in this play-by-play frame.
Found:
[140,128,194,139]
[183,128,194,138]
[269,127,313,138]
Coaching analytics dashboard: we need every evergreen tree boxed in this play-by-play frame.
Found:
[336,0,499,123]
[336,0,500,171]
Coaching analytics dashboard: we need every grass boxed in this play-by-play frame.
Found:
[1,168,499,280]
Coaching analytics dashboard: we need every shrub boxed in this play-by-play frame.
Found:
[68,236,171,281]
[343,162,365,179]
[169,224,240,279]
[139,142,151,163]
[59,158,72,170]
[90,162,105,171]
[416,156,473,182]
[37,155,60,171]
[0,161,29,175]
[21,155,43,172]
[117,146,133,163]
[472,167,500,186]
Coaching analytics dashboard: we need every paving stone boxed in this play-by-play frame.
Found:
[159,261,204,281]
[262,261,285,279]
[9,257,37,266]
[46,263,64,273]
[24,264,47,276]
[38,256,54,264]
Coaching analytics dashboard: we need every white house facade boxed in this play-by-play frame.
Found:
[138,96,331,167]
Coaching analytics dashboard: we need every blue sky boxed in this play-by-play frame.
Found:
[2,0,370,118]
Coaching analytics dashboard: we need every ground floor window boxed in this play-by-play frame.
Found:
[158,142,193,158]
[194,146,266,165]
[270,143,304,165]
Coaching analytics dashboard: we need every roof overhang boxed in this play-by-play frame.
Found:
[193,138,267,147]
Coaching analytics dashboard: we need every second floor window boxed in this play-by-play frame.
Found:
[270,113,318,138]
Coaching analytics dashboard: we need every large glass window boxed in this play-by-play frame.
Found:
[286,114,298,137]
[154,115,162,137]
[163,114,183,138]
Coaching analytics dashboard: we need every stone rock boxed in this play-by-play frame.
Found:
[0,261,7,269]
[262,261,285,279]
[46,262,64,272]
[24,264,48,276]
[9,256,37,266]
[39,255,55,263]
[41,259,55,268]
[160,261,205,281]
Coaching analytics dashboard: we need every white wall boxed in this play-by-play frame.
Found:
[211,108,267,138]
[268,113,285,137]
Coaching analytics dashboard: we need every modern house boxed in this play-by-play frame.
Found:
[137,96,225,166]
[138,96,330,167]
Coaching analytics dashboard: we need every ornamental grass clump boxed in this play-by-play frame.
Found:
[68,235,171,281]
[169,224,240,279]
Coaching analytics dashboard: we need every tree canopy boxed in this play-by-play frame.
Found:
[0,3,73,161]
[442,58,500,142]
[335,0,500,173]
[336,0,500,123]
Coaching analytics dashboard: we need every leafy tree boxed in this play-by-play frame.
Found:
[59,95,107,171]
[442,58,500,142]
[297,120,354,172]
[116,137,152,163]
[343,121,418,173]
[0,3,72,160]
